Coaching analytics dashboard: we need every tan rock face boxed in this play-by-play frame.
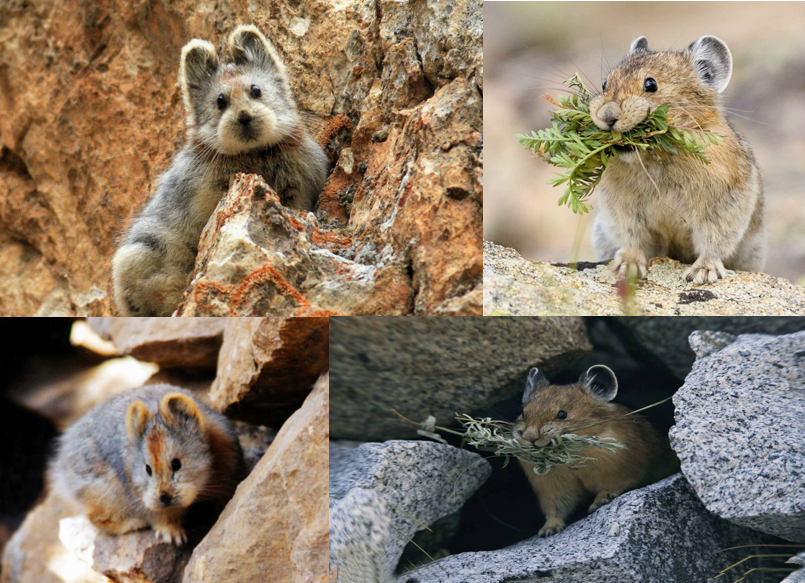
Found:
[59,516,191,583]
[181,373,329,583]
[88,318,226,369]
[210,317,329,426]
[0,0,481,315]
[1,494,110,583]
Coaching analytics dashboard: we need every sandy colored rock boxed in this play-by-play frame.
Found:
[484,240,805,316]
[210,317,329,426]
[182,373,329,583]
[88,318,226,369]
[175,175,413,316]
[0,0,481,316]
[0,494,109,583]
[59,516,191,583]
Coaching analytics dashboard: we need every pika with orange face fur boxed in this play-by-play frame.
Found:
[589,35,765,284]
[50,385,243,545]
[513,366,678,537]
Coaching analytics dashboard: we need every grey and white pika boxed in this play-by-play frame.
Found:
[590,35,765,284]
[49,385,243,545]
[112,25,329,316]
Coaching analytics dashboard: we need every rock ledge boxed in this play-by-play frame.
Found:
[483,240,805,316]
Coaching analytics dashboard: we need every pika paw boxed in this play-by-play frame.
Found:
[112,25,329,316]
[50,385,243,546]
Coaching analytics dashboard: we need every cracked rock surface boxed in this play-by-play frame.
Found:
[484,240,805,316]
[329,440,491,582]
[671,330,805,542]
[409,474,781,583]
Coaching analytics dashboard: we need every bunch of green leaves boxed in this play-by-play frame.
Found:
[517,74,724,214]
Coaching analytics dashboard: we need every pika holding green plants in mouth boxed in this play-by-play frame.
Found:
[519,35,766,285]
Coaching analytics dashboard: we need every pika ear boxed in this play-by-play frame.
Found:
[579,365,618,402]
[228,25,287,77]
[160,393,206,432]
[522,367,549,405]
[126,401,151,443]
[687,35,732,93]
[180,39,219,113]
[629,36,649,54]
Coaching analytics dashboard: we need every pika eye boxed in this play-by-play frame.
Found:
[556,410,567,420]
[602,79,607,91]
[171,459,181,472]
[643,78,657,93]
[250,85,262,98]
[145,464,152,476]
[217,94,227,110]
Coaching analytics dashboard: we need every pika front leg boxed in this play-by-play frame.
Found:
[588,490,623,513]
[151,518,188,546]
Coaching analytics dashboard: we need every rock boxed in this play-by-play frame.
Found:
[87,318,226,369]
[10,356,159,430]
[209,317,329,426]
[782,552,805,583]
[174,175,413,316]
[483,240,805,316]
[607,317,805,379]
[409,474,781,583]
[329,440,492,581]
[329,316,591,441]
[181,372,329,583]
[233,421,277,476]
[59,516,191,583]
[0,494,109,583]
[0,0,481,316]
[670,331,805,542]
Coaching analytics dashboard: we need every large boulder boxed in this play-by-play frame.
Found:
[410,474,781,583]
[174,175,413,316]
[607,316,805,379]
[87,318,226,370]
[329,316,592,440]
[0,494,109,583]
[209,317,329,426]
[670,330,805,542]
[0,0,481,316]
[329,440,491,581]
[484,240,805,316]
[181,373,329,583]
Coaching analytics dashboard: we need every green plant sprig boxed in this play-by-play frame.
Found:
[517,73,724,214]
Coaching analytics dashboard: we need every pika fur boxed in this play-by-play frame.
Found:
[513,366,679,537]
[50,385,244,545]
[112,25,329,316]
[589,35,765,285]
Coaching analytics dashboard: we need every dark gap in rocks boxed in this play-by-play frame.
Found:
[0,146,32,180]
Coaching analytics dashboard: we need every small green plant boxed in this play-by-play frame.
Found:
[713,544,805,583]
[517,74,724,214]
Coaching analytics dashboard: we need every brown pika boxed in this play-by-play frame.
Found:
[513,366,679,537]
[589,35,765,285]
[50,385,243,545]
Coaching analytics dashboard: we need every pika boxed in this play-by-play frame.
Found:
[589,35,765,284]
[513,366,678,537]
[112,25,329,316]
[50,385,243,545]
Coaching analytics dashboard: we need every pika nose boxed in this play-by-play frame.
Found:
[598,102,621,129]
[159,492,173,506]
[238,111,253,125]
